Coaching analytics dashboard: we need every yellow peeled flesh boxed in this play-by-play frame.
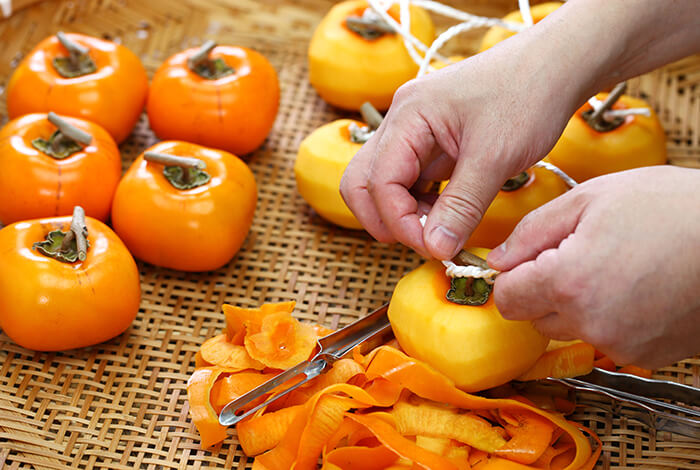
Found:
[295,119,364,229]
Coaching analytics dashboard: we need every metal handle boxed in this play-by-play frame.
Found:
[219,358,327,426]
[548,377,700,439]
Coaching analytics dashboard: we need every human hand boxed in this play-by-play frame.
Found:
[339,32,593,260]
[489,166,700,368]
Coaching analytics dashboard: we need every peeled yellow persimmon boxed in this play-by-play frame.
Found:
[479,2,562,52]
[295,119,364,229]
[308,0,435,111]
[463,167,568,248]
[388,251,549,392]
[546,94,667,182]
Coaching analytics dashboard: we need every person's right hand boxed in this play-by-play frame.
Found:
[339,0,700,261]
[339,22,593,260]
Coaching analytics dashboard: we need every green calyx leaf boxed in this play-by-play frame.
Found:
[501,172,531,192]
[163,166,211,190]
[32,229,89,263]
[52,54,97,78]
[446,277,492,306]
[191,58,235,80]
[32,130,83,159]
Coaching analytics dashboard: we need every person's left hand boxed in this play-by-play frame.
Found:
[488,166,700,368]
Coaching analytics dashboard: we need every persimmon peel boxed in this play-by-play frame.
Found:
[187,302,600,469]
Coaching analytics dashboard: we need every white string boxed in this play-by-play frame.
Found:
[533,161,578,188]
[365,0,527,74]
[418,216,500,281]
[518,0,534,27]
[587,96,651,122]
[417,159,576,280]
[0,0,11,18]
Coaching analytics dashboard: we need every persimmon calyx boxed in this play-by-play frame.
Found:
[32,112,93,159]
[583,82,627,132]
[350,102,384,143]
[446,277,492,306]
[33,206,90,263]
[346,8,394,40]
[501,172,530,191]
[144,151,211,190]
[187,40,235,80]
[53,32,97,78]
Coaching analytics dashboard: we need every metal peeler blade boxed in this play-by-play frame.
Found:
[218,303,393,426]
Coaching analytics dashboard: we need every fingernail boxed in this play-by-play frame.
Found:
[488,242,507,265]
[427,225,460,259]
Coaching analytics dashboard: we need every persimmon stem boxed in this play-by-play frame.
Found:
[144,151,206,169]
[56,31,89,66]
[188,40,216,69]
[69,206,88,261]
[360,102,384,130]
[588,82,627,126]
[452,250,490,270]
[144,151,210,190]
[346,11,394,40]
[48,112,93,145]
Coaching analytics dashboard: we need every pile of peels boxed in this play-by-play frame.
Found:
[188,302,603,470]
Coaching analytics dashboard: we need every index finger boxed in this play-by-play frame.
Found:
[366,110,441,257]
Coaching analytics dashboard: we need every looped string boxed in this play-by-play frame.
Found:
[587,96,651,122]
[418,216,500,282]
[533,161,578,188]
[366,0,527,76]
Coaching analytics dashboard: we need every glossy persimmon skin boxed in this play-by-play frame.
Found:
[147,46,280,156]
[547,94,667,182]
[111,141,258,272]
[6,33,148,143]
[466,167,569,248]
[0,113,122,225]
[0,216,141,351]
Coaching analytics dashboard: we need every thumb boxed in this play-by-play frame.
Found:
[487,187,589,271]
[423,157,506,260]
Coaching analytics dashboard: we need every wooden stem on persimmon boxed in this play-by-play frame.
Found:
[144,151,211,190]
[48,112,93,145]
[69,206,89,261]
[585,82,627,132]
[346,12,394,40]
[452,250,490,270]
[360,102,384,130]
[57,31,89,64]
[54,32,96,77]
[187,40,234,79]
[34,206,89,263]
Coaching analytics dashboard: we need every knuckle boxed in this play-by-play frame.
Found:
[392,80,419,104]
[437,188,486,232]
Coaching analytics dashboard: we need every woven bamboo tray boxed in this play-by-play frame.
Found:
[0,1,698,469]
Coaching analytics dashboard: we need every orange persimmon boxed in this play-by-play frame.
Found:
[0,207,140,351]
[479,2,563,52]
[0,112,121,225]
[111,141,257,272]
[7,32,148,143]
[147,41,279,155]
[546,93,667,182]
[460,167,568,248]
[308,0,435,111]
